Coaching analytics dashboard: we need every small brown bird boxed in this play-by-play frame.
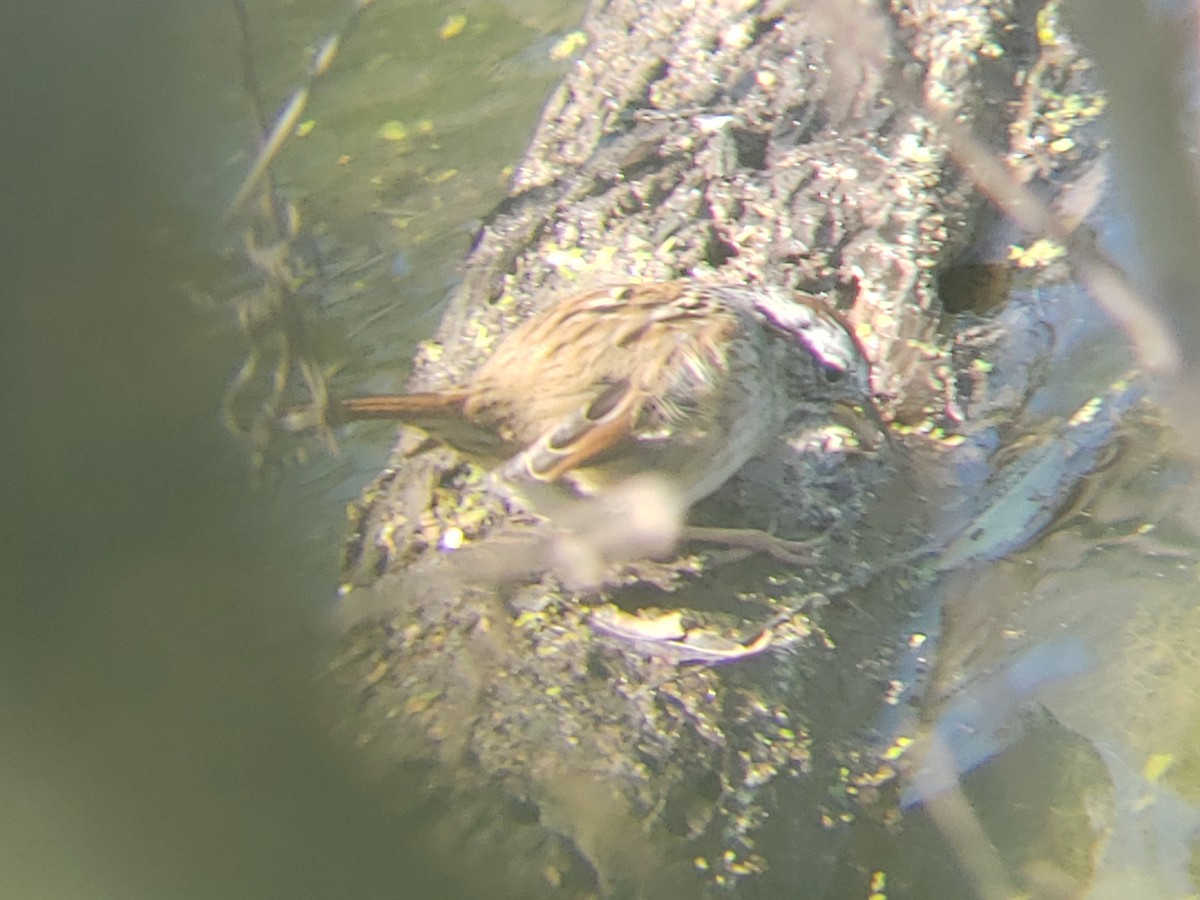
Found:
[299,280,883,558]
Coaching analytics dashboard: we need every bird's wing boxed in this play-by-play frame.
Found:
[497,379,645,484]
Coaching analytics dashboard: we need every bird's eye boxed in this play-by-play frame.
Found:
[822,366,847,383]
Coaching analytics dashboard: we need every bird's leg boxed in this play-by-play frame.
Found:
[682,526,821,564]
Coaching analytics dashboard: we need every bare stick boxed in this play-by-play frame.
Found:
[224,0,377,222]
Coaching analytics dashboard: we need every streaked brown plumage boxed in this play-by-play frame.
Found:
[305,281,881,555]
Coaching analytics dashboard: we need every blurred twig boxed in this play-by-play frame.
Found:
[911,93,1181,375]
[225,0,376,222]
[1064,0,1200,366]
[816,0,1181,374]
[221,0,377,468]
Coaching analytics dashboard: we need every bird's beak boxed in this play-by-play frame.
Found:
[866,396,898,450]
[839,396,898,452]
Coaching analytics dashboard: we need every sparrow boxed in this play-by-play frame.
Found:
[294,280,885,559]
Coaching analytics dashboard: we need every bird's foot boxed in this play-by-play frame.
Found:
[683,526,820,564]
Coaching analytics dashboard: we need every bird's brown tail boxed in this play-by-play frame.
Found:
[281,390,469,434]
[335,391,469,421]
[284,389,509,458]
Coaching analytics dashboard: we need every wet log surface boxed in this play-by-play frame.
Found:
[325,1,1105,895]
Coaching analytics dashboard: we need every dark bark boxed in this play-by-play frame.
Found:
[328,1,1104,896]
